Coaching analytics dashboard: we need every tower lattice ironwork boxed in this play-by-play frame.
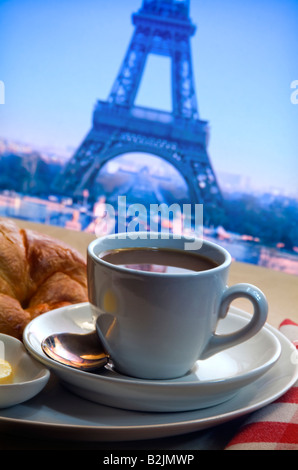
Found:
[54,0,223,220]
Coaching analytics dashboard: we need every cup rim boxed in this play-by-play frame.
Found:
[87,231,231,277]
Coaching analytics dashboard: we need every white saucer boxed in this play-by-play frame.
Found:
[23,303,281,412]
[1,312,297,443]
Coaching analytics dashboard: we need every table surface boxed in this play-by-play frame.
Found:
[0,218,297,450]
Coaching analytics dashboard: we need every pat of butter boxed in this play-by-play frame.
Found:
[0,359,13,384]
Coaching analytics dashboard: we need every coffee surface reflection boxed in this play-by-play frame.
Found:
[99,247,219,274]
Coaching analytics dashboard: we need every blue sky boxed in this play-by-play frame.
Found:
[0,0,297,196]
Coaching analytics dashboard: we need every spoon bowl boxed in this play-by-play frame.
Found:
[41,330,109,371]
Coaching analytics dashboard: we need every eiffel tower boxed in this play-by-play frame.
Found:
[54,0,223,222]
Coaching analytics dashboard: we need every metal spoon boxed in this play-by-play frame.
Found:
[41,330,109,371]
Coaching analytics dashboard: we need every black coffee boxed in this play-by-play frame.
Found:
[99,247,219,274]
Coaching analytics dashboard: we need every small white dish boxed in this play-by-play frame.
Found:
[0,333,50,408]
[23,303,281,412]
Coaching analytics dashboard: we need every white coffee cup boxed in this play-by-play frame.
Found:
[87,232,268,380]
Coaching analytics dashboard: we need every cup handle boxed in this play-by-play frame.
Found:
[200,283,268,360]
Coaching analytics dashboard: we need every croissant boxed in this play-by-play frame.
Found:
[0,218,88,340]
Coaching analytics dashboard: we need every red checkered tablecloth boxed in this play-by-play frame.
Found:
[225,320,298,450]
